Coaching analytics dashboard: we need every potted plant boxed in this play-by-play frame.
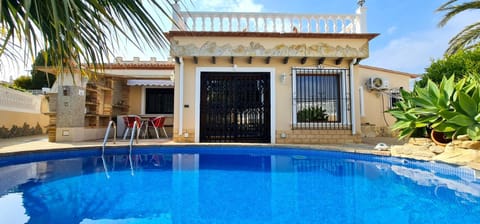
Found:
[297,106,329,122]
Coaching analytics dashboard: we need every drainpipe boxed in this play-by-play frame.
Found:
[178,57,184,137]
[349,59,357,135]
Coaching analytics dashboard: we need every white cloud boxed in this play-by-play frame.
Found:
[363,12,479,74]
[189,0,263,12]
[364,32,445,74]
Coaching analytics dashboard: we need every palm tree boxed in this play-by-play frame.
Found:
[437,0,480,55]
[0,0,178,73]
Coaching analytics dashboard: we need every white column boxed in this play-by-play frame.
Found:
[349,60,357,135]
[178,57,184,136]
[355,6,367,33]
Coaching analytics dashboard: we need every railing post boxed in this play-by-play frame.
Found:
[172,1,185,31]
[332,16,337,33]
[273,16,277,32]
[192,16,196,31]
[355,5,367,33]
[263,16,267,32]
[237,17,241,31]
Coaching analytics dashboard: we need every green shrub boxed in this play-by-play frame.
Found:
[417,48,480,87]
[297,106,329,122]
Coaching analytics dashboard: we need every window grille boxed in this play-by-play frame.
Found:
[389,89,402,109]
[292,67,351,130]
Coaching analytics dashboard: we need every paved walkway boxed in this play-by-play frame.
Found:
[0,135,396,157]
[0,135,174,155]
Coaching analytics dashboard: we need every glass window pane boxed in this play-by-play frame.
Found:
[145,88,174,114]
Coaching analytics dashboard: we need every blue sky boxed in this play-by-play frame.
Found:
[1,0,478,81]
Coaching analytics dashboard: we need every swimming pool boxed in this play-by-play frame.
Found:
[1,145,479,223]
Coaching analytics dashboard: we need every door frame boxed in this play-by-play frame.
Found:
[195,67,276,143]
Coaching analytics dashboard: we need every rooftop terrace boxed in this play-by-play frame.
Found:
[172,3,367,34]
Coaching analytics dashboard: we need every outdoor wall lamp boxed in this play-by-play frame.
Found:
[170,71,175,81]
[279,72,287,84]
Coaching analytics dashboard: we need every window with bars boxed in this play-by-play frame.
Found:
[389,89,402,109]
[292,68,351,130]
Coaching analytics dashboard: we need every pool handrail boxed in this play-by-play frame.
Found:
[101,120,117,179]
[101,120,117,155]
[128,120,140,176]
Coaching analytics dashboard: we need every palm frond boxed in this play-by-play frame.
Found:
[0,0,176,76]
[437,0,480,27]
[446,21,480,55]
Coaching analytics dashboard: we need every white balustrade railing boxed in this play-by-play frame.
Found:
[177,11,366,34]
[0,85,42,114]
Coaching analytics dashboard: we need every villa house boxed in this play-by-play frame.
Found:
[42,2,417,143]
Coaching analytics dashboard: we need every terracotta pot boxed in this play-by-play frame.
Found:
[430,130,452,146]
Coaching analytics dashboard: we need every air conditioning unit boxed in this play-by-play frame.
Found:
[366,77,389,90]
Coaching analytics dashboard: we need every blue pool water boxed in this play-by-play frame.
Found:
[0,146,480,223]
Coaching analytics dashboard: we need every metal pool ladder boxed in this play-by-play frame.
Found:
[101,120,117,155]
[101,120,117,178]
[127,120,140,176]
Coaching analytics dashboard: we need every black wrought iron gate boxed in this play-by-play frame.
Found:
[200,72,271,143]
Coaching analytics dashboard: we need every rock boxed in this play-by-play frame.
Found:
[392,140,480,168]
[435,147,464,160]
[456,134,470,141]
[411,149,435,159]
[429,145,445,154]
[434,148,478,166]
[460,141,480,150]
[390,145,413,156]
[391,144,435,160]
[408,138,433,146]
[451,140,463,146]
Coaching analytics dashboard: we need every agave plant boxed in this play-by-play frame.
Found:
[389,88,429,139]
[390,76,455,139]
[412,76,456,132]
[438,75,480,140]
[389,74,480,140]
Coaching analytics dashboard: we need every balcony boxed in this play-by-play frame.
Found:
[174,6,367,34]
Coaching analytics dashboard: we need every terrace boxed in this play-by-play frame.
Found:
[173,5,367,34]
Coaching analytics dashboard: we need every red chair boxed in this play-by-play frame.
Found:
[150,116,168,139]
[122,115,143,140]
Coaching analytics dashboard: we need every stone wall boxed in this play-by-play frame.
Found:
[276,129,361,144]
[172,129,362,144]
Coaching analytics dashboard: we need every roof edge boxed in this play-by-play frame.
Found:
[166,31,379,40]
[358,64,419,78]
